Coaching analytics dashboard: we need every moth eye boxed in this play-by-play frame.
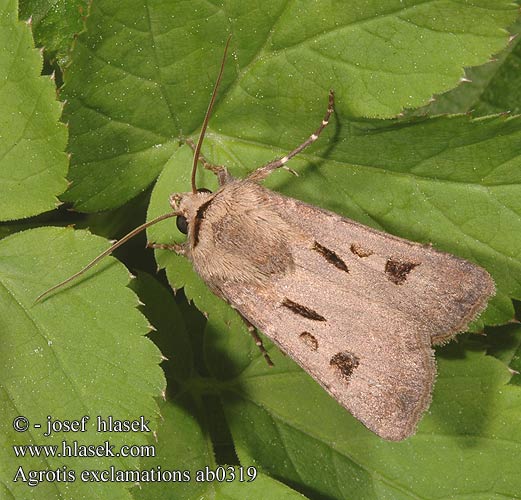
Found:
[176,215,188,234]
[197,188,212,194]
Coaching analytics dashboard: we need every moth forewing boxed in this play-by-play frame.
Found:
[176,178,494,441]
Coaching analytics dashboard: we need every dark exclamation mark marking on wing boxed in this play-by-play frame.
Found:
[313,241,349,272]
[282,298,326,322]
[350,243,373,258]
[330,351,360,382]
[299,332,318,350]
[385,259,419,285]
[192,198,214,247]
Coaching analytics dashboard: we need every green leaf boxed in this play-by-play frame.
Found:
[213,472,308,499]
[0,0,68,221]
[59,0,517,211]
[218,327,521,499]
[135,398,307,499]
[412,15,521,116]
[128,271,193,384]
[149,114,521,329]
[129,272,307,499]
[19,0,89,66]
[0,227,165,499]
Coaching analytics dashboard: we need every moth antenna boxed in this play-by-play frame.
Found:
[191,34,232,194]
[35,212,177,303]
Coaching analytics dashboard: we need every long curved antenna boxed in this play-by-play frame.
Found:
[191,34,232,193]
[35,212,177,303]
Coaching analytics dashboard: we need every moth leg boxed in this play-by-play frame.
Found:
[247,89,334,182]
[184,138,232,186]
[240,315,274,367]
[146,242,186,255]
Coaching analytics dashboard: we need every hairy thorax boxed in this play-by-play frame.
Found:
[186,180,298,286]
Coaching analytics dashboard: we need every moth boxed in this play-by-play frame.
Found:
[38,37,495,441]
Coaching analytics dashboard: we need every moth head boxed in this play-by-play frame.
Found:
[171,187,213,235]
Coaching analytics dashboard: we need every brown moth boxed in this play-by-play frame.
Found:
[37,37,495,441]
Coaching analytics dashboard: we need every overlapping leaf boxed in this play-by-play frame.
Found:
[414,15,521,116]
[129,273,308,500]
[216,325,521,499]
[486,323,521,385]
[0,0,68,221]
[60,0,517,211]
[19,0,89,65]
[0,228,165,499]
